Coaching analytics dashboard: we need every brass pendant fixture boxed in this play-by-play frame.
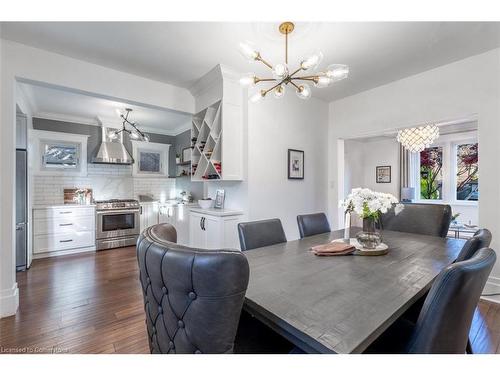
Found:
[239,22,349,102]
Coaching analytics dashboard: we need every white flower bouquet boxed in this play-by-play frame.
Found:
[340,188,404,221]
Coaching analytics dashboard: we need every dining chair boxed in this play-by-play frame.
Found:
[296,212,331,239]
[145,222,178,243]
[379,203,452,238]
[366,247,496,354]
[137,224,250,354]
[455,228,492,262]
[237,218,287,251]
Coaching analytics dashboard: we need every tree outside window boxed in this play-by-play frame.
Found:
[420,146,443,199]
[456,143,478,201]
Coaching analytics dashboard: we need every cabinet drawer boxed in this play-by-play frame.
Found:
[34,207,95,220]
[34,215,95,235]
[34,231,95,254]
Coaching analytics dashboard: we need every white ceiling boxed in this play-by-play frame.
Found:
[19,82,192,135]
[3,22,500,101]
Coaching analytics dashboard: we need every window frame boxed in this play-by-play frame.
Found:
[415,133,478,207]
[131,140,171,178]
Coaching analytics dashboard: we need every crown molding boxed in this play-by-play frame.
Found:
[34,112,100,127]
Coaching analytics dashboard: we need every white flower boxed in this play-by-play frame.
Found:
[339,188,403,219]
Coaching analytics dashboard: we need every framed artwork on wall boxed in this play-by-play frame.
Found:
[288,149,304,180]
[376,165,391,183]
[181,147,191,163]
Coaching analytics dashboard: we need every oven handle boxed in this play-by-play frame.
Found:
[96,209,140,215]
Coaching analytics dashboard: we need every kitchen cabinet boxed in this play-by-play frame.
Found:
[33,205,95,258]
[189,208,243,250]
[158,204,190,246]
[140,202,159,233]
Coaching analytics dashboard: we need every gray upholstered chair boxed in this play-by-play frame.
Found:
[238,219,287,251]
[366,247,496,353]
[455,228,492,262]
[379,203,452,238]
[137,224,249,354]
[146,222,178,243]
[297,213,331,239]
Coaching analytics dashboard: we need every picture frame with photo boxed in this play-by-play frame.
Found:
[214,189,225,209]
[288,149,304,180]
[376,165,391,183]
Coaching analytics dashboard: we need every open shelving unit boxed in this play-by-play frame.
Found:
[191,100,222,181]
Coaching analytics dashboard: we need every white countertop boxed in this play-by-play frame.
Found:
[33,204,96,210]
[189,207,244,217]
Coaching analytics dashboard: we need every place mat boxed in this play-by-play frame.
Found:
[332,238,389,256]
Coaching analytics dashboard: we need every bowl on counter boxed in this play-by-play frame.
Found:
[198,199,213,209]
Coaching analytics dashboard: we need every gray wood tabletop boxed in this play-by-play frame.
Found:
[243,227,465,354]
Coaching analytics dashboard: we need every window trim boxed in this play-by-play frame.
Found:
[131,140,171,178]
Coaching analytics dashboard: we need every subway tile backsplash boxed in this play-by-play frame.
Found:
[33,163,176,205]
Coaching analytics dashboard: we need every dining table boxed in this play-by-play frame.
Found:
[242,227,466,354]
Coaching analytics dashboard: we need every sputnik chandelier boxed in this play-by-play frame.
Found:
[110,108,150,142]
[238,22,349,102]
[396,124,440,153]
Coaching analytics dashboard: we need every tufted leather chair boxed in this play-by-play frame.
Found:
[379,203,452,238]
[367,248,496,353]
[147,222,178,244]
[137,225,250,354]
[455,228,492,262]
[238,219,287,251]
[297,213,331,239]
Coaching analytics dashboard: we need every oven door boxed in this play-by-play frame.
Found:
[96,209,140,240]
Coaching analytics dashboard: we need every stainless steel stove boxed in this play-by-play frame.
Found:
[95,199,140,250]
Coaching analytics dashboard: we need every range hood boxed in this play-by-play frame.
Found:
[92,126,134,165]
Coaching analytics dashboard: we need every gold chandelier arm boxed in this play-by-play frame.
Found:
[263,80,286,95]
[291,77,318,82]
[255,77,277,83]
[288,67,303,78]
[255,54,273,70]
[289,80,301,90]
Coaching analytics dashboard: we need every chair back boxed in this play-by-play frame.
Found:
[408,248,496,353]
[380,203,452,237]
[455,228,492,262]
[137,225,249,354]
[238,219,287,251]
[297,213,331,239]
[146,222,178,243]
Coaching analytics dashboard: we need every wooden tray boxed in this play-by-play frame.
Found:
[332,238,389,256]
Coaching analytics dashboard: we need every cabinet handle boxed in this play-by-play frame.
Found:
[202,217,206,231]
[140,206,143,215]
[59,211,72,214]
[59,239,73,243]
[59,223,73,226]
[200,217,203,230]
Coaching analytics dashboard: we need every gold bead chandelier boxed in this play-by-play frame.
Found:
[238,22,349,102]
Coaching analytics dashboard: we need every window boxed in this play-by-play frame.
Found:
[456,143,478,201]
[420,146,443,200]
[415,133,478,204]
[131,140,170,177]
[42,141,80,169]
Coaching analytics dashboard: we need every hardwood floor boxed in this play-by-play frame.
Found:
[1,246,500,354]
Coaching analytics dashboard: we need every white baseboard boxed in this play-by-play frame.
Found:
[32,246,96,259]
[481,276,500,304]
[0,283,19,318]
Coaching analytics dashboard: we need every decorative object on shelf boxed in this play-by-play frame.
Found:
[198,198,213,209]
[400,187,415,202]
[376,165,391,183]
[396,124,439,153]
[110,108,150,142]
[238,22,349,102]
[214,189,225,209]
[340,188,403,249]
[64,188,93,205]
[288,149,304,179]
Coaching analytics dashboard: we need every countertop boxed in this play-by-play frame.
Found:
[189,207,244,217]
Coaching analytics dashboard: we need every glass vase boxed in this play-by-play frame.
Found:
[356,217,382,249]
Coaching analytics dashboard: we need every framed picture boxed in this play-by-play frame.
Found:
[288,149,304,180]
[181,147,191,163]
[214,189,225,209]
[376,166,391,183]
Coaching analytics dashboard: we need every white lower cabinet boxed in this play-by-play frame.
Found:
[33,206,96,258]
[189,209,243,250]
[140,202,159,233]
[158,204,190,246]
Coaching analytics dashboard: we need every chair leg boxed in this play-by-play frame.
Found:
[466,339,473,354]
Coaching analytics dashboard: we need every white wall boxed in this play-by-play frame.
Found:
[245,94,329,240]
[328,48,500,301]
[0,40,195,317]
